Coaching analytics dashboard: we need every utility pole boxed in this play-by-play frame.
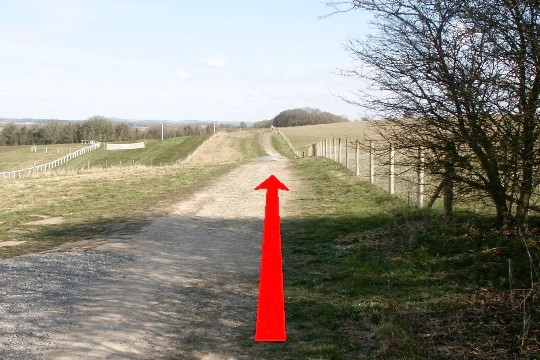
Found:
[161,123,164,141]
[213,121,216,134]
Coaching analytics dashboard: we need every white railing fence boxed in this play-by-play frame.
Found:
[106,142,145,150]
[0,142,101,180]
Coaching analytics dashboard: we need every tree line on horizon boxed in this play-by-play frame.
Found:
[253,108,349,128]
[0,116,212,146]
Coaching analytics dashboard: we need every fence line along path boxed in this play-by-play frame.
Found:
[0,141,101,180]
[277,128,428,208]
[314,137,426,208]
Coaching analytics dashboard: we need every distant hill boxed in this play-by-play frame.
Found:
[253,108,349,128]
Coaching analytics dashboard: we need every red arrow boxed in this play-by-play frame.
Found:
[254,175,288,342]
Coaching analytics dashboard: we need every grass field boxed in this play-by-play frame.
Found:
[62,135,208,169]
[0,135,209,174]
[241,154,538,359]
[0,143,88,171]
[279,121,378,152]
[0,131,262,258]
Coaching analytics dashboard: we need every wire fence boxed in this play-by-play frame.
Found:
[300,136,436,208]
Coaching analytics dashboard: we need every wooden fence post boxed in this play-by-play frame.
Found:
[328,139,332,159]
[417,147,424,208]
[355,140,360,176]
[369,140,375,184]
[345,138,349,169]
[338,138,342,164]
[389,143,395,195]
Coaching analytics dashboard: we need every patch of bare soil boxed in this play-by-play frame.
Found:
[0,131,299,359]
[0,241,26,248]
[24,216,65,226]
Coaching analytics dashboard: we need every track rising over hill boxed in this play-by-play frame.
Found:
[0,131,297,359]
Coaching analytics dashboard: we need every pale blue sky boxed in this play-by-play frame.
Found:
[0,1,372,122]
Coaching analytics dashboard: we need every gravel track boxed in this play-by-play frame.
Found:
[0,131,296,359]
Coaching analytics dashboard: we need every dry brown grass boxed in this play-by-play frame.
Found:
[279,121,379,151]
[188,130,263,164]
[0,162,235,258]
[279,122,432,207]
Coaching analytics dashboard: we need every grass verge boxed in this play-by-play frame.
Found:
[233,130,266,160]
[241,157,539,359]
[0,163,235,259]
[272,133,296,159]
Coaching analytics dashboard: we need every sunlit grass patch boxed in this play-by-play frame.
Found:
[240,156,538,359]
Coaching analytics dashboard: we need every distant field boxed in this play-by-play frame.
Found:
[62,135,208,170]
[0,131,263,258]
[0,143,88,172]
[279,121,379,151]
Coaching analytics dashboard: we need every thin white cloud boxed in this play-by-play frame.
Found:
[176,70,191,79]
[202,55,228,68]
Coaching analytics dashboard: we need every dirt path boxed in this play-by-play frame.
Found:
[0,131,297,359]
[187,131,254,164]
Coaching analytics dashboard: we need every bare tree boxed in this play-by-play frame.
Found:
[329,0,540,229]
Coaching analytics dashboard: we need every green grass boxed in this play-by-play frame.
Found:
[0,143,88,171]
[0,133,246,259]
[0,163,236,259]
[232,130,266,160]
[63,135,208,169]
[272,132,296,159]
[241,157,539,359]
